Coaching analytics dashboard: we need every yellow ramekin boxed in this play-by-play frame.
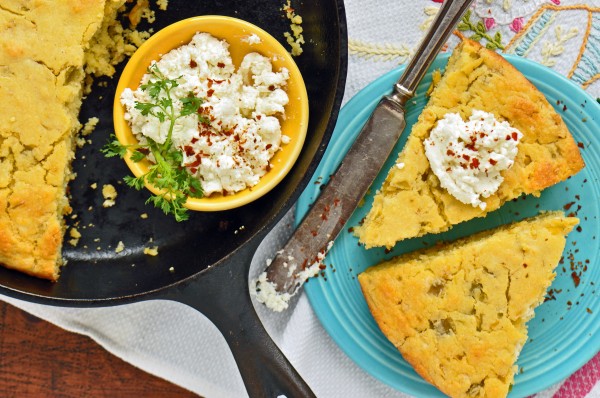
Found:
[113,16,309,211]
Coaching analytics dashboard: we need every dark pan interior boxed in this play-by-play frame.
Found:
[0,0,347,303]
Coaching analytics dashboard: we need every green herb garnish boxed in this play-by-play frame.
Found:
[102,64,206,222]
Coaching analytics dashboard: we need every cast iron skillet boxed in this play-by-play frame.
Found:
[0,1,347,396]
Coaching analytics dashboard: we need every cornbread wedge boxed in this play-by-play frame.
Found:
[356,39,584,249]
[0,0,128,280]
[358,212,577,398]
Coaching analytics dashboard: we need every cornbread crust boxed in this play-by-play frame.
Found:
[356,40,584,249]
[358,212,577,398]
[0,0,126,280]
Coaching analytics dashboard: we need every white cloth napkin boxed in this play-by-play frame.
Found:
[2,1,600,397]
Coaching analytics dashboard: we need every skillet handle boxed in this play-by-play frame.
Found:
[159,241,315,398]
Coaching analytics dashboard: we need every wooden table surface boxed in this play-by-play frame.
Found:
[0,301,198,398]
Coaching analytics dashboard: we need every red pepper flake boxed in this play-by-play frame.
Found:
[333,198,341,206]
[563,104,567,112]
[217,62,225,68]
[183,145,194,156]
[265,144,272,150]
[576,226,582,233]
[347,227,354,233]
[462,154,470,161]
[319,264,327,270]
[470,158,480,169]
[588,308,594,314]
[479,132,486,138]
[191,137,198,144]
[564,201,576,211]
[189,60,198,68]
[571,272,581,287]
[256,114,262,120]
[523,263,528,268]
[207,79,213,88]
[511,132,518,141]
[207,89,215,98]
[188,156,202,168]
[311,230,317,237]
[189,167,197,174]
[446,149,455,157]
[301,259,308,270]
[506,135,511,140]
[489,158,497,166]
[268,85,275,91]
[577,142,585,149]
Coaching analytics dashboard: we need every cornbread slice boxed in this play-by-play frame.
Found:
[358,212,577,398]
[356,39,584,249]
[0,0,127,280]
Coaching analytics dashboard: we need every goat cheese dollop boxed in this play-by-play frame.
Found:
[424,110,523,210]
[121,32,290,196]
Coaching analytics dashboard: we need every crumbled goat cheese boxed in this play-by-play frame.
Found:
[251,241,334,312]
[242,33,261,44]
[251,271,292,312]
[424,110,522,210]
[121,32,290,196]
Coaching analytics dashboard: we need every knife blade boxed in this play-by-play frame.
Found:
[254,0,475,311]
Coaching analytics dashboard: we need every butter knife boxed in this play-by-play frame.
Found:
[255,0,474,311]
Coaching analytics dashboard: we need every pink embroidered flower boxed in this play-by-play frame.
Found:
[551,0,560,4]
[510,17,524,33]
[483,17,495,31]
[431,0,444,3]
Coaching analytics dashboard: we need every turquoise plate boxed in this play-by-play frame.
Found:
[297,54,600,397]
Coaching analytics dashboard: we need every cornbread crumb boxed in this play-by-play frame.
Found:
[169,266,175,273]
[68,227,82,247]
[282,0,304,56]
[91,183,98,189]
[102,184,118,208]
[81,117,100,136]
[140,213,149,219]
[115,241,125,253]
[144,246,159,256]
[156,0,169,10]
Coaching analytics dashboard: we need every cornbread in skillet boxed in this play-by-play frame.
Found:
[358,212,577,398]
[355,39,584,249]
[0,0,126,280]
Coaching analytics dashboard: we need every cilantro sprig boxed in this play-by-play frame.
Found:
[103,64,206,222]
